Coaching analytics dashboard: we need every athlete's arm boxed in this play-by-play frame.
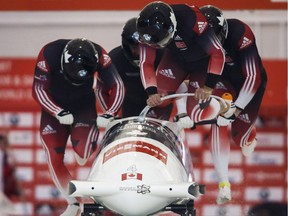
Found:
[234,24,262,110]
[190,7,225,99]
[139,44,158,95]
[32,46,63,116]
[96,50,125,116]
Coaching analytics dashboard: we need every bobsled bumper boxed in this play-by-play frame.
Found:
[69,180,205,199]
[69,181,204,216]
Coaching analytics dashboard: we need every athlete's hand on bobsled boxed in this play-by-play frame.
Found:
[217,102,236,126]
[56,110,74,125]
[174,113,194,129]
[97,114,114,128]
[147,94,162,107]
[194,86,213,101]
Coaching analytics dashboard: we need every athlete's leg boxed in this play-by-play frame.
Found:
[70,107,99,166]
[40,111,80,212]
[187,76,235,204]
[231,86,265,156]
[210,83,237,204]
[209,125,232,204]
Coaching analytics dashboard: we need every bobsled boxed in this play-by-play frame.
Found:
[69,94,226,216]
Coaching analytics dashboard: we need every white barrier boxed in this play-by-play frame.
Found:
[0,10,286,58]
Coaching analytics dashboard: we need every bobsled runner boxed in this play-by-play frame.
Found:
[69,93,227,216]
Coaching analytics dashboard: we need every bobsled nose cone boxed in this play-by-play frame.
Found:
[69,182,77,195]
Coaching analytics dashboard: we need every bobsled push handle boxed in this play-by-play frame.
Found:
[138,93,227,122]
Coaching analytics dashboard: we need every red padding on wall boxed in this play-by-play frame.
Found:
[0,0,287,11]
[260,60,287,117]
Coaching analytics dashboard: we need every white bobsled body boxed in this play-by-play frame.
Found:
[69,117,202,216]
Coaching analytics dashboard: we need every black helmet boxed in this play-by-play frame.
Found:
[61,38,98,85]
[200,5,228,44]
[137,1,177,48]
[121,17,140,67]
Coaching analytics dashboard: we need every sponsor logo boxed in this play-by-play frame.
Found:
[9,131,33,145]
[137,184,150,194]
[34,75,47,81]
[103,54,111,67]
[42,124,56,135]
[103,141,168,164]
[223,49,234,65]
[257,132,284,147]
[197,21,207,33]
[203,168,243,184]
[174,35,183,40]
[74,122,90,128]
[37,60,48,72]
[119,186,137,191]
[225,56,235,66]
[246,151,284,166]
[158,68,175,79]
[175,41,187,50]
[245,187,284,201]
[174,34,187,49]
[246,171,284,183]
[238,113,251,123]
[202,204,243,216]
[126,130,147,136]
[240,37,252,49]
[146,110,157,118]
[215,82,228,90]
[189,81,200,89]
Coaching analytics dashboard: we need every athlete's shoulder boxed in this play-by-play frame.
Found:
[109,46,127,67]
[89,42,104,57]
[44,39,69,50]
[108,46,123,58]
[39,39,69,67]
[170,4,198,13]
[170,4,197,20]
[227,19,255,50]
[172,4,208,35]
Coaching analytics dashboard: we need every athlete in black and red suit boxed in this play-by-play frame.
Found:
[109,17,176,120]
[32,38,124,216]
[194,5,267,204]
[136,1,225,127]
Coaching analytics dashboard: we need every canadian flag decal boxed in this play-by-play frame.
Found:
[121,165,143,181]
[122,173,143,181]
